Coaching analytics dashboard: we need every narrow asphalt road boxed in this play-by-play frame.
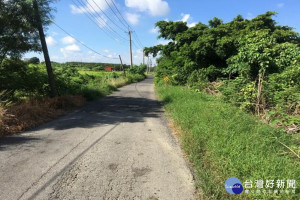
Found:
[0,77,196,200]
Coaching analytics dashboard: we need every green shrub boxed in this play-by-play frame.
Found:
[128,64,147,75]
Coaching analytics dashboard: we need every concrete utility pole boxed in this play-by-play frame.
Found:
[128,30,133,68]
[33,0,57,97]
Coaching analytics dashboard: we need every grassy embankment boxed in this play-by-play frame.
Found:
[156,84,299,200]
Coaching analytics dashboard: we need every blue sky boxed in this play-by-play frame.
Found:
[25,0,300,65]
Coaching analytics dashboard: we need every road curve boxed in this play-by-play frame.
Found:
[0,77,196,200]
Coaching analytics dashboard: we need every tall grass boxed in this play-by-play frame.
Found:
[156,84,300,200]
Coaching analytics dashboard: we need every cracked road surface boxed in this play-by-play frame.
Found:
[0,77,196,200]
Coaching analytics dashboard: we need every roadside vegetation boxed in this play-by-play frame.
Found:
[0,60,146,137]
[0,1,147,137]
[157,85,299,199]
[147,11,300,199]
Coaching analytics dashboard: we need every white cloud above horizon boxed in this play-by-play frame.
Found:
[61,36,76,44]
[181,13,190,22]
[125,12,140,25]
[149,27,159,34]
[65,44,81,52]
[180,13,197,27]
[60,44,81,58]
[46,36,57,46]
[125,0,170,16]
[157,39,171,45]
[70,0,111,14]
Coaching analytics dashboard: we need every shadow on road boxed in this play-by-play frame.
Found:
[0,136,40,151]
[44,95,163,131]
[17,96,162,132]
[0,77,163,149]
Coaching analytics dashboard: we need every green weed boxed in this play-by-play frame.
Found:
[156,84,300,200]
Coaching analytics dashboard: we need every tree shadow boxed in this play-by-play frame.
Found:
[0,136,40,151]
[30,95,164,131]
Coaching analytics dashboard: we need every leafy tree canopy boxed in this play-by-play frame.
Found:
[0,0,56,63]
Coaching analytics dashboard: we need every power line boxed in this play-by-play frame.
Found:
[79,0,128,42]
[71,0,145,63]
[108,0,144,48]
[90,0,127,32]
[72,0,117,42]
[133,32,144,48]
[104,0,129,30]
[52,21,119,60]
[109,0,132,30]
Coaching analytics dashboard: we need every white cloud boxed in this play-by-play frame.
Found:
[51,32,59,36]
[181,13,190,22]
[188,22,197,28]
[277,3,284,8]
[132,48,143,63]
[65,44,81,52]
[179,13,197,28]
[149,27,159,34]
[60,44,81,58]
[61,36,76,44]
[70,0,111,14]
[46,36,57,46]
[125,0,170,16]
[125,12,140,25]
[157,39,171,45]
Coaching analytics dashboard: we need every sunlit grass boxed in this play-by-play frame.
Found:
[156,84,300,200]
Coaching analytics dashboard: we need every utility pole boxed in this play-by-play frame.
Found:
[119,55,126,77]
[33,0,57,97]
[128,30,133,68]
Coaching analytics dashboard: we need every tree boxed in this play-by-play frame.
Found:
[208,17,223,28]
[27,57,40,64]
[0,0,40,62]
[0,0,58,96]
[32,0,57,96]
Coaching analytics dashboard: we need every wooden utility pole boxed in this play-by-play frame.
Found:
[128,31,133,68]
[33,0,57,97]
[119,55,126,77]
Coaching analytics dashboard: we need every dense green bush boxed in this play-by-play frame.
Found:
[146,11,300,124]
[0,60,145,101]
[0,59,49,98]
[128,64,147,75]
